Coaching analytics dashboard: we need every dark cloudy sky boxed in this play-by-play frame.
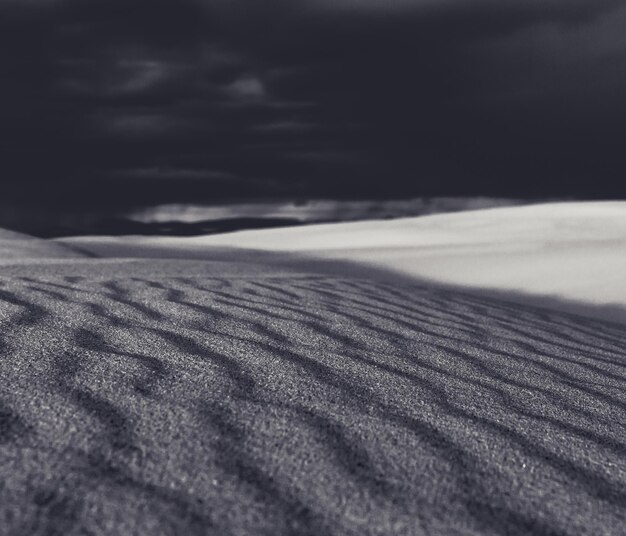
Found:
[1,0,625,208]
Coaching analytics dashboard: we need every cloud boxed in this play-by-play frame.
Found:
[304,0,621,20]
[1,0,625,201]
[96,112,195,138]
[56,53,176,99]
[224,76,267,102]
[0,0,63,5]
[250,121,317,132]
[115,167,234,181]
[111,59,169,94]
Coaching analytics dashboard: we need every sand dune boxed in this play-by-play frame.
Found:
[58,202,626,322]
[0,228,87,262]
[1,203,625,534]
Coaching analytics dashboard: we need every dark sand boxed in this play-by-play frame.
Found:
[1,255,625,535]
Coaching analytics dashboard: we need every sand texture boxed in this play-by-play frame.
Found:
[1,257,626,535]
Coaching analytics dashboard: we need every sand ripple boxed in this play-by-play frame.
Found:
[1,271,625,535]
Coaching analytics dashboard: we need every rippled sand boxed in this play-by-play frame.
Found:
[1,257,625,535]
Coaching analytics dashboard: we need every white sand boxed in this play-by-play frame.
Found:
[59,202,626,319]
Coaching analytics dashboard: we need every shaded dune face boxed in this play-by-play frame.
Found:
[0,274,625,535]
[0,228,89,261]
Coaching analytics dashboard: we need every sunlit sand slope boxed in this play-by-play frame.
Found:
[63,202,623,317]
[1,262,625,535]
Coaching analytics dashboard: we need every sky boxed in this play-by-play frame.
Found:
[1,0,625,210]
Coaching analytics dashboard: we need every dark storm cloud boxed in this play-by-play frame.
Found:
[1,0,625,208]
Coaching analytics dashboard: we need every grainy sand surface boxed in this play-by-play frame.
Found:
[1,253,626,535]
